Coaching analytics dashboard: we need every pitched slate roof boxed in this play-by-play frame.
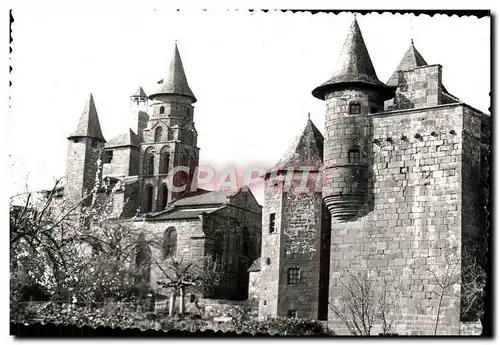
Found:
[247,258,261,272]
[149,43,197,103]
[312,18,394,100]
[148,206,225,221]
[387,41,428,87]
[387,41,461,102]
[170,188,242,207]
[270,118,324,173]
[105,129,141,149]
[131,86,147,98]
[68,93,106,141]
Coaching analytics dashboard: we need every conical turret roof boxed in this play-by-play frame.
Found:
[387,41,428,87]
[312,18,394,100]
[149,43,197,103]
[272,118,324,172]
[68,93,106,142]
[131,86,147,98]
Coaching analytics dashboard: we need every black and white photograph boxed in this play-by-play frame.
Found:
[7,7,491,337]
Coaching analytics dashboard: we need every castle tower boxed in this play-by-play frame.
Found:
[140,43,200,213]
[259,118,328,320]
[65,93,106,206]
[130,86,149,141]
[312,18,394,221]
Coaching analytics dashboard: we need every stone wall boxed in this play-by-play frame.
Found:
[259,175,284,319]
[65,138,104,207]
[103,146,138,177]
[327,104,470,335]
[203,201,261,300]
[277,172,323,320]
[133,218,205,292]
[386,65,443,111]
[248,271,260,303]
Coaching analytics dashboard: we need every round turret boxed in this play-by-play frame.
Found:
[313,18,394,221]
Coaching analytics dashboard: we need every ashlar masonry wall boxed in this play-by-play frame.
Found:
[328,104,473,335]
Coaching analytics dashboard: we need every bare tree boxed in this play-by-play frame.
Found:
[155,256,224,316]
[419,245,486,335]
[329,268,404,336]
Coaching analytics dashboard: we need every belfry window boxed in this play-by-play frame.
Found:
[349,102,361,114]
[146,154,155,175]
[154,126,163,143]
[159,106,165,115]
[144,185,154,212]
[160,153,170,174]
[348,149,360,164]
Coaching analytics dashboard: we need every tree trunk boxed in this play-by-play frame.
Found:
[169,291,177,317]
[179,286,185,315]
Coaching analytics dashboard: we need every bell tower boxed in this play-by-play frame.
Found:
[312,17,394,221]
[140,43,200,213]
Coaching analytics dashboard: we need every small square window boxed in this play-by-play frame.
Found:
[288,310,298,318]
[349,103,361,114]
[269,213,276,233]
[103,151,113,164]
[348,149,360,164]
[287,268,301,285]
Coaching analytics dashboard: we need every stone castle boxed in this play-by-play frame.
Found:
[61,17,489,334]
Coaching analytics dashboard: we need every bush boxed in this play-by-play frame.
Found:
[12,303,335,336]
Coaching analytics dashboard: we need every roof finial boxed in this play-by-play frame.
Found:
[353,12,357,18]
[411,38,414,45]
[308,112,311,119]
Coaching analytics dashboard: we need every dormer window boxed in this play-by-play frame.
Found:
[348,149,360,164]
[349,102,361,114]
[159,106,165,115]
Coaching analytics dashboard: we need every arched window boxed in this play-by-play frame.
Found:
[160,153,170,174]
[242,227,249,258]
[167,128,174,141]
[163,228,177,259]
[144,184,154,212]
[212,233,223,263]
[135,233,152,287]
[158,183,168,209]
[159,106,165,115]
[349,102,361,114]
[146,154,155,175]
[154,126,163,143]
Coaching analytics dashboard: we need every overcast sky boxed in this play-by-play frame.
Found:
[8,10,490,203]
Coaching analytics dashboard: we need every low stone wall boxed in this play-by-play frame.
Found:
[198,298,258,320]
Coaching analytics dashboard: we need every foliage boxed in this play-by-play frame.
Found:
[227,317,335,336]
[13,302,335,336]
[10,156,147,309]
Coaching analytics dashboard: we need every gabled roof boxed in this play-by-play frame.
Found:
[131,86,147,98]
[105,129,141,149]
[68,93,106,142]
[149,43,197,103]
[270,118,324,173]
[387,41,428,87]
[312,18,394,100]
